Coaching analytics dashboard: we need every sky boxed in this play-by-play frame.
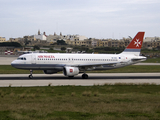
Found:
[0,0,160,40]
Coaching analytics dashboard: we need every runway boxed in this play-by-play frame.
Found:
[0,73,160,87]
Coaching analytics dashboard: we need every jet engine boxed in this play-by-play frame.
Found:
[43,70,61,74]
[63,67,79,77]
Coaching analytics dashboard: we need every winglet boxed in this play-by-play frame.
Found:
[121,32,145,56]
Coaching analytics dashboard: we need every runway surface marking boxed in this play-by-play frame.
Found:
[0,73,160,87]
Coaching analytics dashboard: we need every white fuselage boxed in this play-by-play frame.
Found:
[11,53,146,72]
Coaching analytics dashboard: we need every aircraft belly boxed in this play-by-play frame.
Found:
[11,64,64,70]
[92,63,128,70]
[94,66,116,70]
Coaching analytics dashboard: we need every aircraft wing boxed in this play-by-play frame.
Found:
[69,62,119,67]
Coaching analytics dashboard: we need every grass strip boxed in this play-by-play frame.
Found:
[142,57,160,63]
[0,85,160,120]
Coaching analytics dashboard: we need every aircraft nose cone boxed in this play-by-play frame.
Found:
[11,60,16,66]
[11,60,21,69]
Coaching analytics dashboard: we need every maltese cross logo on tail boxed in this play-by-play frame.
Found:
[134,39,141,47]
[126,32,145,49]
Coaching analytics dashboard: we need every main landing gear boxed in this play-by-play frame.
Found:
[29,69,33,79]
[82,73,88,79]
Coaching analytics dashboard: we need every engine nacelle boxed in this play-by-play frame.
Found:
[63,67,79,77]
[43,70,60,74]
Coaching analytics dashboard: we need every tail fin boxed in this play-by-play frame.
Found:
[121,32,145,56]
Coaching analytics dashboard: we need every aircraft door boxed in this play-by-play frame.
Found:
[32,54,36,64]
[120,56,128,65]
[68,58,73,63]
[121,56,125,61]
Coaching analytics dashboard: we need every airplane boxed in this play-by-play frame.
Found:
[11,32,146,79]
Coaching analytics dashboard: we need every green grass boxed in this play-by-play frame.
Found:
[143,57,160,63]
[0,85,160,120]
[0,65,43,74]
[0,65,160,74]
[89,65,160,73]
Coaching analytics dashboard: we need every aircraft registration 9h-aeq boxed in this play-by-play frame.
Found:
[11,32,146,79]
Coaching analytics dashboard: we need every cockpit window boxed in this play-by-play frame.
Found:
[17,57,26,60]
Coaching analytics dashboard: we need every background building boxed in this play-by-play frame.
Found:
[0,37,6,42]
[34,30,47,40]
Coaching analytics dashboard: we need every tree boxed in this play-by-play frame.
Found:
[33,45,40,51]
[49,47,53,50]
[61,47,66,51]
[57,40,67,45]
[0,42,21,47]
[24,36,30,45]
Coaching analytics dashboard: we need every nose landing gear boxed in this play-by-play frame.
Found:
[29,70,33,79]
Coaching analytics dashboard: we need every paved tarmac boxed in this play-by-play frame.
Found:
[0,57,17,65]
[0,73,160,87]
[134,63,160,65]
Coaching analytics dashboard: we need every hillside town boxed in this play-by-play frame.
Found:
[0,30,160,56]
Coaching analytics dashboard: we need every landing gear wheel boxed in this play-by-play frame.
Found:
[29,75,33,79]
[82,74,88,79]
[29,69,33,79]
